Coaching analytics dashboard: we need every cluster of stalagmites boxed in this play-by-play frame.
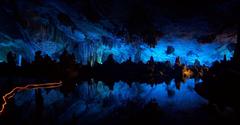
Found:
[0,50,209,85]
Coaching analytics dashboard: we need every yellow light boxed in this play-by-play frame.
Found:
[183,67,193,78]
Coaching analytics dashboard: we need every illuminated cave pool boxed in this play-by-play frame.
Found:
[11,79,208,124]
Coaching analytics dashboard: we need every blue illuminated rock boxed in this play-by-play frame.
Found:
[0,0,235,66]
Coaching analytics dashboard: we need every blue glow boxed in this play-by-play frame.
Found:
[0,31,233,66]
[13,79,208,123]
[73,37,233,66]
[17,54,22,66]
[140,38,233,66]
[0,0,234,66]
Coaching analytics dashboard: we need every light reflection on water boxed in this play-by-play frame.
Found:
[13,79,208,123]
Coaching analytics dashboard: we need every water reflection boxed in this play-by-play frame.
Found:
[7,79,208,124]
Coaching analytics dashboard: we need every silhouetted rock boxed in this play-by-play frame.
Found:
[104,54,117,65]
[175,56,181,66]
[34,51,43,65]
[147,56,154,65]
[194,59,201,67]
[7,51,16,65]
[233,28,240,62]
[165,46,175,55]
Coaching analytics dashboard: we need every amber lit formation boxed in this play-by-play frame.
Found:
[183,66,193,78]
[0,81,62,114]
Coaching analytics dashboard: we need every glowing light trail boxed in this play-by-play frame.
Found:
[0,81,62,114]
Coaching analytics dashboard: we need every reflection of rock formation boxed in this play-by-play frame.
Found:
[35,89,43,122]
[0,82,62,114]
[0,79,207,125]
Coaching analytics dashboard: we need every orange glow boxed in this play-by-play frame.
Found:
[183,66,193,78]
[0,81,62,114]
